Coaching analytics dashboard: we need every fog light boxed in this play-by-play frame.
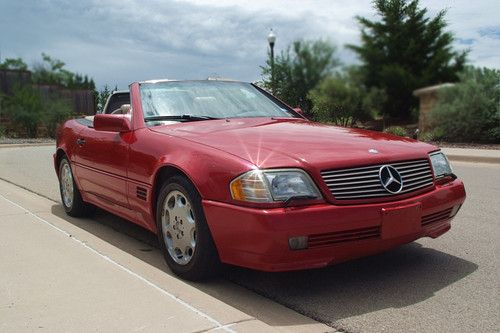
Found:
[450,204,462,218]
[288,236,308,250]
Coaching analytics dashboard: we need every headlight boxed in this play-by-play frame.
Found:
[230,169,321,203]
[429,151,453,178]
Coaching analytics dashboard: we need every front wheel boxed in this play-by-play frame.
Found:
[58,156,94,217]
[156,176,220,280]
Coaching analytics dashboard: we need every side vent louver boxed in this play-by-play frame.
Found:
[136,187,147,201]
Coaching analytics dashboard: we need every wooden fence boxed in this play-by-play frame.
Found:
[0,69,96,115]
[0,69,96,137]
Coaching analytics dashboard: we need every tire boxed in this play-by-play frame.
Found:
[58,156,94,217]
[156,175,220,281]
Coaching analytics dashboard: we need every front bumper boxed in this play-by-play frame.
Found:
[203,179,466,272]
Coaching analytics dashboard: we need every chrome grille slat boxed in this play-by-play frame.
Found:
[404,173,434,182]
[323,174,380,182]
[393,162,429,169]
[333,188,387,195]
[399,166,431,173]
[322,168,381,178]
[321,159,434,201]
[321,165,381,174]
[330,182,387,190]
[325,180,380,188]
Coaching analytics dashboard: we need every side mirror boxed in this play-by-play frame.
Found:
[293,107,304,116]
[94,114,132,132]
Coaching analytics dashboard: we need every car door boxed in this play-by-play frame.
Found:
[73,126,130,208]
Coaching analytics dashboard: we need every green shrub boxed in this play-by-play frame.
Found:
[3,85,44,138]
[384,126,408,137]
[419,128,445,142]
[309,73,384,127]
[429,66,500,143]
[43,98,73,138]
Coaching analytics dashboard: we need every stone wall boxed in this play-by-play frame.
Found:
[413,83,454,132]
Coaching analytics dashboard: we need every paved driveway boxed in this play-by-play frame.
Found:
[0,145,498,332]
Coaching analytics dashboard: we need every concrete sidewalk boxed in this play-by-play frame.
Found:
[441,147,500,164]
[0,180,331,333]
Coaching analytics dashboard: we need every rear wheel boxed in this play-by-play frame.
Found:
[156,175,220,280]
[58,157,94,217]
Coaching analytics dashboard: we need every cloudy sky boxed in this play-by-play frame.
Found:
[1,0,498,89]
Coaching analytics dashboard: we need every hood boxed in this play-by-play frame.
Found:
[150,118,437,170]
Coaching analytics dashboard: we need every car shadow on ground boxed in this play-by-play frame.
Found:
[50,204,478,327]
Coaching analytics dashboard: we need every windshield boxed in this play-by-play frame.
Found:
[140,81,296,122]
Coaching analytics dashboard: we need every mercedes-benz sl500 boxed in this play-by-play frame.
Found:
[54,80,466,280]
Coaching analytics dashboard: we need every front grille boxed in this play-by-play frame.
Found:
[421,207,453,226]
[308,226,380,248]
[321,159,434,200]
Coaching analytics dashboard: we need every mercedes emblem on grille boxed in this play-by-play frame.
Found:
[379,165,403,194]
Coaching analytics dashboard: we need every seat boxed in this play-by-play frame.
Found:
[111,104,132,115]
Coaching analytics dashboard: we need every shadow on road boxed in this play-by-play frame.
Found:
[51,203,478,327]
[225,243,478,325]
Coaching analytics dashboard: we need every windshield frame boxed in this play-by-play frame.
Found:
[139,80,300,124]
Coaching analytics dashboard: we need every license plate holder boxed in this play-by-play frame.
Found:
[381,203,422,239]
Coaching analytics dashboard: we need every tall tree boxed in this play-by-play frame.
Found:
[348,0,467,120]
[261,39,339,114]
[0,57,28,71]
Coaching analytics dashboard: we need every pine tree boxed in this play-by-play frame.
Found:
[348,0,467,120]
[261,39,339,114]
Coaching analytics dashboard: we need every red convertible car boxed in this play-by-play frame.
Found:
[55,79,466,280]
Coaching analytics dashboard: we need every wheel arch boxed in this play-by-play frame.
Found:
[151,164,201,222]
[55,148,68,179]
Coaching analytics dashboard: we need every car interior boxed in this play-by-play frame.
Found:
[81,92,131,127]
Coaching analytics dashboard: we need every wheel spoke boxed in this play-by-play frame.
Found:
[162,189,197,265]
[60,162,74,208]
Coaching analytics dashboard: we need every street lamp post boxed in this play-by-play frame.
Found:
[267,29,276,94]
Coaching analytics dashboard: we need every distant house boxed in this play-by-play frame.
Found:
[413,83,454,131]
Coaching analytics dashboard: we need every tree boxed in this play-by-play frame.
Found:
[429,66,500,143]
[308,68,386,127]
[32,53,96,90]
[348,0,467,120]
[94,85,111,113]
[43,98,73,138]
[261,39,339,115]
[3,85,44,137]
[0,57,28,71]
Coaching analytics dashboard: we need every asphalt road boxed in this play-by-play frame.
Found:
[0,145,498,333]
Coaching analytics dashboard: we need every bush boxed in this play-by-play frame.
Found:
[429,66,500,143]
[308,71,385,127]
[44,98,73,138]
[3,85,44,138]
[384,126,408,137]
[419,128,445,142]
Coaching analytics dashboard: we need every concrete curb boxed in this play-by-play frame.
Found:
[0,142,55,148]
[446,154,500,164]
[441,148,500,164]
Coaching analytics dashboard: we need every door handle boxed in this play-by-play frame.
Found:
[76,138,86,146]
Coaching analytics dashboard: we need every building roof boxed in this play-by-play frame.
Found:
[413,83,455,97]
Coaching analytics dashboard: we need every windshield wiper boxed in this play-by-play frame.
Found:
[144,115,220,122]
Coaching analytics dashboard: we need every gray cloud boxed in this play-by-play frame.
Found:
[0,0,498,90]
